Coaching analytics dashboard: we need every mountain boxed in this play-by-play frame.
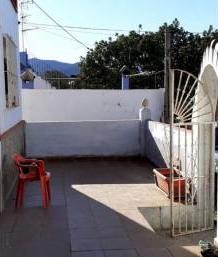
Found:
[29,58,80,77]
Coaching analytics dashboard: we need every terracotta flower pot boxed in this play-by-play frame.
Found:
[153,168,186,199]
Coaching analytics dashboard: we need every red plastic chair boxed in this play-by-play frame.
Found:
[13,154,51,208]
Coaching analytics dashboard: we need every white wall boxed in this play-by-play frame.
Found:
[144,121,192,170]
[22,89,164,122]
[144,120,214,189]
[33,75,52,89]
[23,89,163,157]
[25,120,140,157]
[0,0,22,134]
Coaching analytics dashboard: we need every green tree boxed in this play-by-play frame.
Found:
[78,19,217,89]
[162,19,216,76]
[43,70,72,89]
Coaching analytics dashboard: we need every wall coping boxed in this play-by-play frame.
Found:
[0,120,25,140]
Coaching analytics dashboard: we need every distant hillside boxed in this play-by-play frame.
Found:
[29,58,80,76]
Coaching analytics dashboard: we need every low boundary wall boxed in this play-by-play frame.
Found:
[22,89,164,122]
[25,120,140,157]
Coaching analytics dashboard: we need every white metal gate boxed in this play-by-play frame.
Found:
[169,69,216,236]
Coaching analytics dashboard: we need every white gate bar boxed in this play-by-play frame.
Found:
[175,74,190,114]
[177,78,198,116]
[198,124,201,231]
[185,125,188,233]
[174,122,217,126]
[204,124,207,229]
[170,69,175,237]
[182,112,212,123]
[177,75,193,115]
[174,71,183,113]
[178,124,181,233]
[177,92,207,118]
[182,102,211,120]
[191,125,194,231]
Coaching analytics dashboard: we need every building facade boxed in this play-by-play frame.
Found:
[0,0,24,212]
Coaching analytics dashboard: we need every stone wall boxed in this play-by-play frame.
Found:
[1,121,25,207]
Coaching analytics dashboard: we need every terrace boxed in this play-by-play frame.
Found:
[0,87,216,257]
[0,1,217,256]
[0,60,218,254]
[0,158,214,257]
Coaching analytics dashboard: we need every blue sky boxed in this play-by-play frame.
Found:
[20,0,218,63]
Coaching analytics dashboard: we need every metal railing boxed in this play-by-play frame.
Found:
[170,69,215,236]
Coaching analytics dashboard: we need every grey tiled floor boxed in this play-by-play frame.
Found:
[0,159,215,257]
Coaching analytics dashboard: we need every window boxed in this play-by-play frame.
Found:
[3,35,19,108]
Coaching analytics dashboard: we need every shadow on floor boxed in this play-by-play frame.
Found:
[0,159,214,257]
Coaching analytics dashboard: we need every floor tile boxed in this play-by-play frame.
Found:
[71,250,105,257]
[104,249,139,257]
[98,227,127,238]
[138,247,172,257]
[70,227,99,239]
[1,159,215,257]
[0,232,11,249]
[100,237,133,250]
[71,239,102,251]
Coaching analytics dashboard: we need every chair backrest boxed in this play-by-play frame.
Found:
[13,154,26,174]
[12,154,38,175]
[12,154,47,178]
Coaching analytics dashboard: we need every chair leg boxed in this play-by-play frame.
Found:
[40,179,48,208]
[47,180,51,201]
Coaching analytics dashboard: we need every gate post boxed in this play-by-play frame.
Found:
[215,161,218,246]
[213,124,218,246]
[0,142,3,213]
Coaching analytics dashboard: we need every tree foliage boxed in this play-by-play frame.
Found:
[77,19,217,89]
[43,70,72,89]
